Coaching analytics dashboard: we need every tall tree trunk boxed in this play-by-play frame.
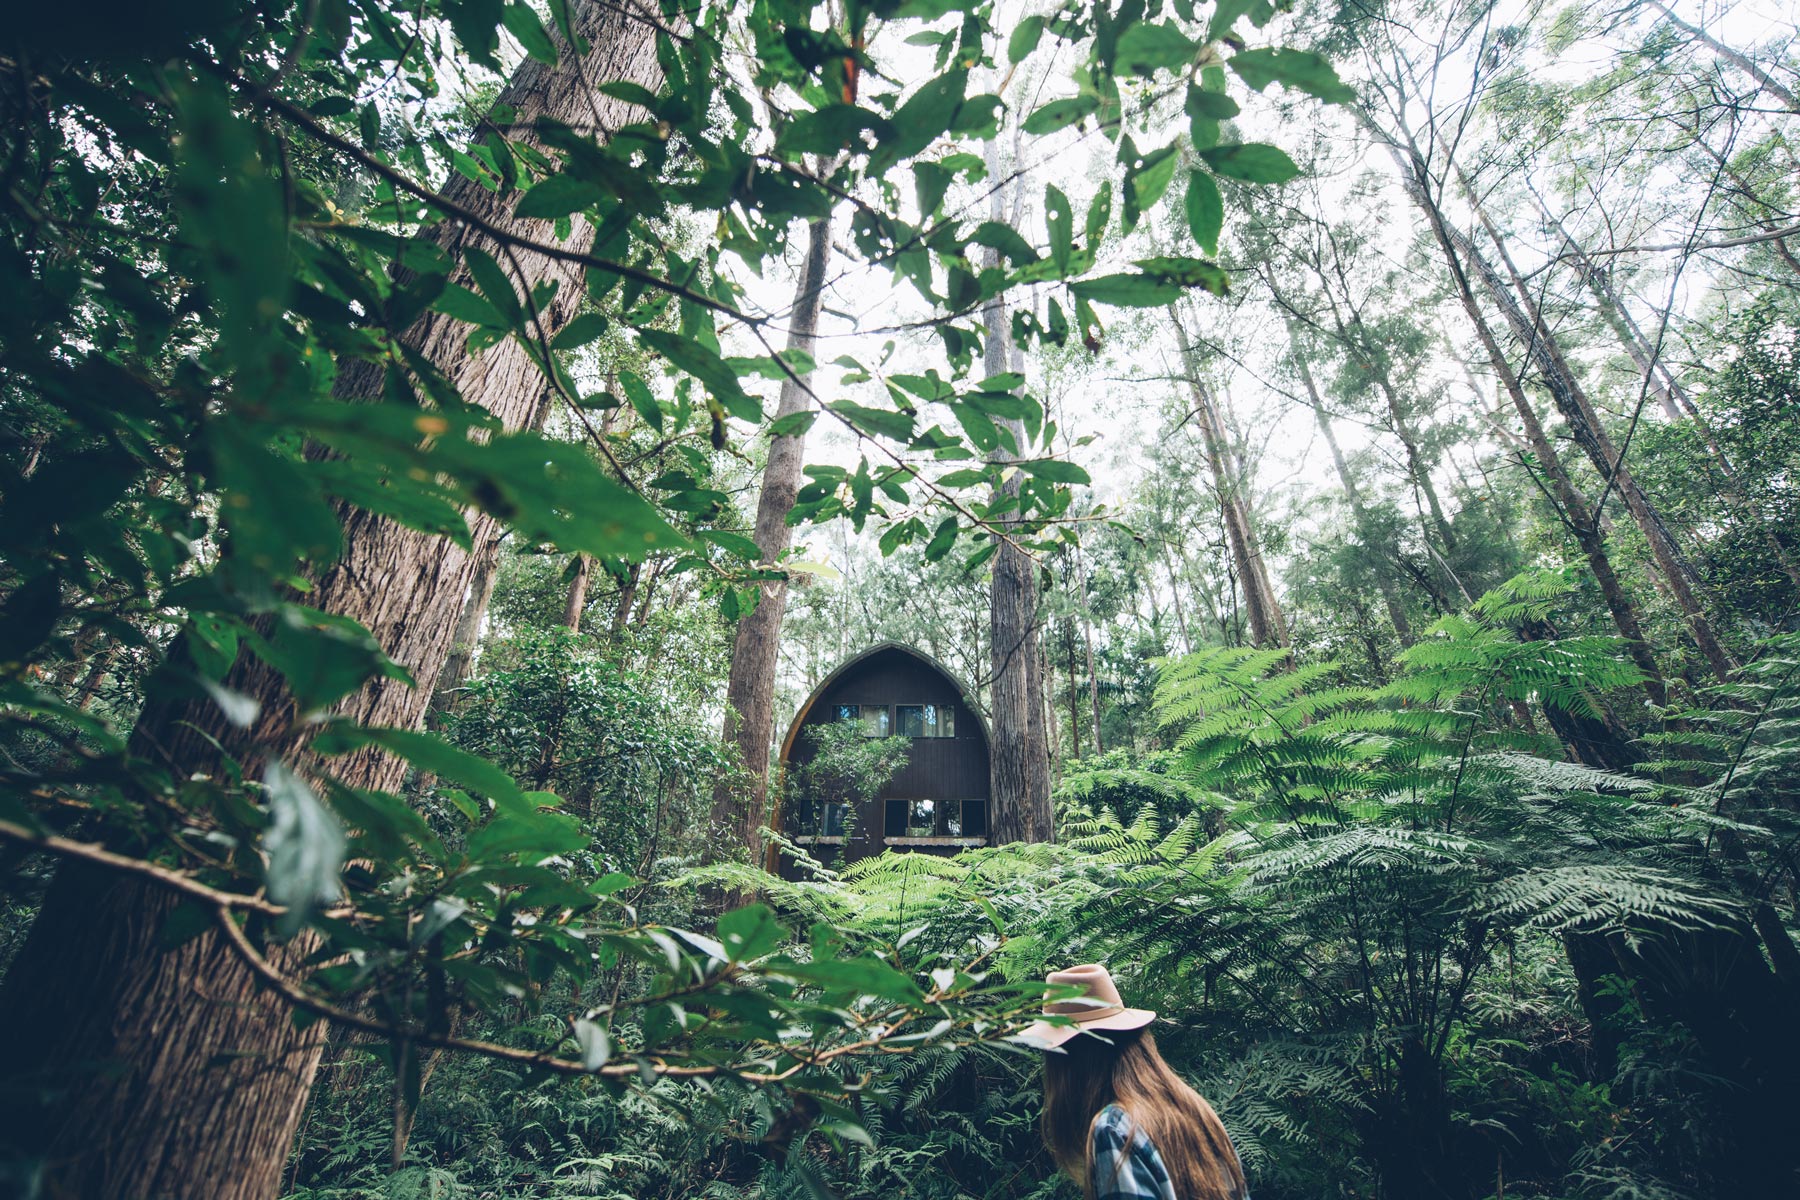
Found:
[1296,349,1415,646]
[0,13,662,1199]
[1371,122,1670,706]
[1072,541,1106,754]
[1645,0,1800,112]
[710,210,834,865]
[1458,195,1736,679]
[563,554,593,632]
[1541,204,1800,591]
[1171,316,1288,649]
[432,532,506,721]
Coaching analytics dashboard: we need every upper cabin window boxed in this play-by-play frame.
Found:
[834,703,891,737]
[896,703,955,738]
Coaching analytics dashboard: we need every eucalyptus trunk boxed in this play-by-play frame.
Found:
[1376,127,1669,705]
[712,210,833,865]
[0,12,662,1198]
[1460,198,1734,679]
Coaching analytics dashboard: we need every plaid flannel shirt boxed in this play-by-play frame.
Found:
[1089,1104,1176,1200]
[1089,1103,1249,1200]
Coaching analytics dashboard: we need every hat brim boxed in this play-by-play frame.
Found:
[1014,1006,1156,1050]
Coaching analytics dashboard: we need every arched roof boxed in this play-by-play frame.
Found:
[777,640,991,763]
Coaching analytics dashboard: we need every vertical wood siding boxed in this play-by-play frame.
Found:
[778,645,990,872]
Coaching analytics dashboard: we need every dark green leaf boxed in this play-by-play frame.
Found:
[1022,95,1098,136]
[1114,21,1199,75]
[1227,47,1355,103]
[1198,142,1301,184]
[1185,170,1224,256]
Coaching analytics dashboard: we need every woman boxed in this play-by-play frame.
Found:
[1023,964,1248,1200]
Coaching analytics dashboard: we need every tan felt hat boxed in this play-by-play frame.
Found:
[1017,963,1156,1049]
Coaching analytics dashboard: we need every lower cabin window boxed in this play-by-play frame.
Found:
[884,798,988,839]
[798,800,849,837]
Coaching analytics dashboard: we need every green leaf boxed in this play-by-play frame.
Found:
[1198,142,1301,184]
[1184,87,1241,120]
[1008,14,1046,64]
[1114,21,1199,76]
[249,606,401,714]
[467,792,588,862]
[773,955,924,1002]
[718,904,786,961]
[464,247,522,323]
[1069,273,1184,308]
[1022,95,1098,136]
[211,426,342,574]
[173,80,288,376]
[1134,254,1230,296]
[640,329,761,423]
[1046,185,1073,275]
[1018,458,1091,484]
[307,458,471,548]
[432,283,508,329]
[769,410,818,437]
[967,220,1039,265]
[450,432,686,558]
[697,529,763,560]
[1185,170,1224,256]
[1227,47,1355,103]
[924,516,958,560]
[777,105,892,156]
[355,727,525,804]
[516,174,605,220]
[885,69,968,161]
[1124,143,1179,233]
[830,400,915,442]
[552,311,609,350]
[618,369,663,432]
[502,2,557,64]
[263,763,345,932]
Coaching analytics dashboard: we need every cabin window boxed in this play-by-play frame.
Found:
[884,799,988,839]
[896,703,956,738]
[884,799,937,837]
[960,799,987,837]
[834,703,890,737]
[797,800,849,837]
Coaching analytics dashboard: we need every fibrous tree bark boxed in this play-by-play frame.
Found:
[1456,193,1735,679]
[711,210,833,865]
[1170,312,1289,649]
[0,12,662,1198]
[1376,129,1669,706]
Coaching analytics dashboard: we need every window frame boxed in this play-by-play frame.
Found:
[833,702,891,738]
[895,702,956,739]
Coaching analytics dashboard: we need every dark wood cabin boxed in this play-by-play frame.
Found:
[774,642,990,873]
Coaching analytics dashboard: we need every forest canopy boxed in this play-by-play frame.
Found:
[2,0,1799,1197]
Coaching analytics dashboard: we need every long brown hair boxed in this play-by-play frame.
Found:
[1041,1028,1247,1200]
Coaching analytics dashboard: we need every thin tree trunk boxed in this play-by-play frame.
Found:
[1298,353,1415,646]
[1171,317,1288,649]
[1460,196,1735,679]
[1371,122,1670,706]
[564,554,593,632]
[1167,558,1194,653]
[1645,0,1800,112]
[711,210,834,865]
[0,13,662,1199]
[1541,203,1800,591]
[1072,541,1106,754]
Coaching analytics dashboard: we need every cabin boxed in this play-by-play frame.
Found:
[774,642,991,873]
